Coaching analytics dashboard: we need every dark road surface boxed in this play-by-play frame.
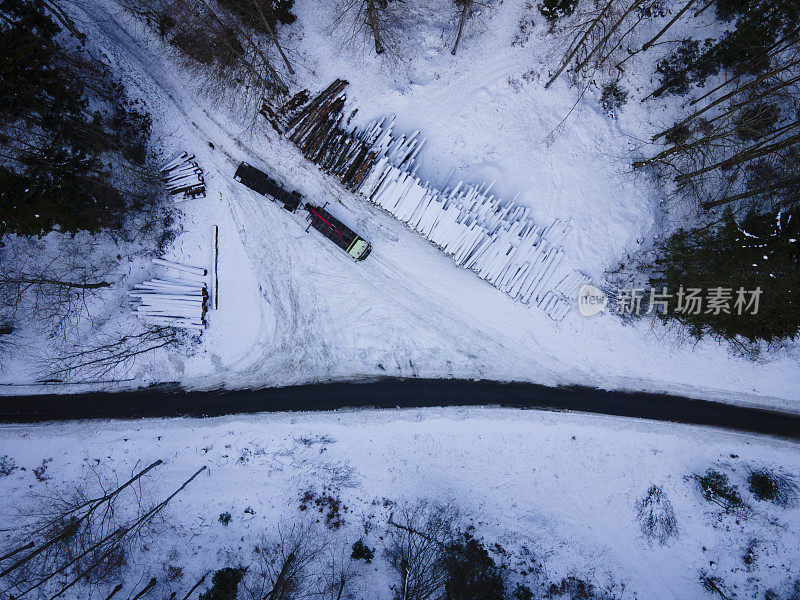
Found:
[0,379,798,439]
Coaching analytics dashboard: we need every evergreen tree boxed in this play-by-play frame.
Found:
[538,0,578,23]
[216,0,296,32]
[199,567,245,600]
[650,208,800,344]
[441,533,506,600]
[0,0,138,237]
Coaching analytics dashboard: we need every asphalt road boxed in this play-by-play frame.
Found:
[0,379,798,439]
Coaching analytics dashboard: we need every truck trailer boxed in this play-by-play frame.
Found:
[233,162,371,261]
[233,162,302,212]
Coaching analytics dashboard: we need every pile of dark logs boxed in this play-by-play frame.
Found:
[262,81,590,322]
[161,152,206,201]
[262,80,377,190]
[130,259,208,330]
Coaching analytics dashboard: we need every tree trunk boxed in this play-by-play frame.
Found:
[689,26,800,106]
[634,119,800,169]
[655,64,800,140]
[365,0,385,54]
[675,133,800,181]
[251,0,294,73]
[131,578,157,600]
[452,1,470,55]
[181,576,206,600]
[41,0,86,41]
[703,177,800,209]
[2,277,111,289]
[640,0,694,52]
[545,0,615,89]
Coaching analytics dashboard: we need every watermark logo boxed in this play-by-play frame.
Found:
[577,284,608,317]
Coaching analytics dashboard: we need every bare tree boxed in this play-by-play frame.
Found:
[242,523,324,600]
[384,502,458,600]
[313,547,359,600]
[545,0,615,88]
[333,0,398,55]
[0,235,118,341]
[451,0,474,56]
[41,325,181,382]
[0,461,178,600]
[115,0,288,109]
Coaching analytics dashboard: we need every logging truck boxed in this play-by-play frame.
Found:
[233,162,371,261]
[234,162,302,212]
[305,204,372,261]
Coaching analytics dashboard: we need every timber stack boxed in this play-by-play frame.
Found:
[263,81,590,321]
[161,152,206,201]
[262,80,378,190]
[130,259,208,330]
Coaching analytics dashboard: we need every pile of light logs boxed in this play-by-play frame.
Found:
[265,82,589,321]
[160,152,206,201]
[130,259,208,330]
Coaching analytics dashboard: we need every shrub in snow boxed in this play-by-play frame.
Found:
[33,458,52,482]
[219,512,232,526]
[601,82,628,119]
[538,0,578,22]
[298,488,348,530]
[699,572,730,599]
[696,469,745,512]
[635,485,678,545]
[512,583,534,600]
[742,539,757,566]
[0,455,17,477]
[747,469,797,506]
[200,567,245,600]
[351,539,375,563]
[547,576,595,598]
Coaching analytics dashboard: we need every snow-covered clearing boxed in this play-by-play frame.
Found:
[0,0,798,410]
[1,408,798,599]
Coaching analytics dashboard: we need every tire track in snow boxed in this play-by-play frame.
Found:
[71,0,574,389]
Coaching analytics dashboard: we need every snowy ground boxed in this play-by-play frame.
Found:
[0,0,798,411]
[1,408,799,599]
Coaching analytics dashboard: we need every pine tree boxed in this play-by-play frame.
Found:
[199,568,245,600]
[441,533,506,600]
[0,0,141,237]
[538,0,578,22]
[650,208,800,343]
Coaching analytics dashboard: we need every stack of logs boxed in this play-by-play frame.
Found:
[263,81,589,321]
[130,259,208,330]
[161,152,206,201]
[262,80,377,190]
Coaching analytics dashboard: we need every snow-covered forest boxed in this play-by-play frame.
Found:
[1,0,798,403]
[1,0,800,598]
